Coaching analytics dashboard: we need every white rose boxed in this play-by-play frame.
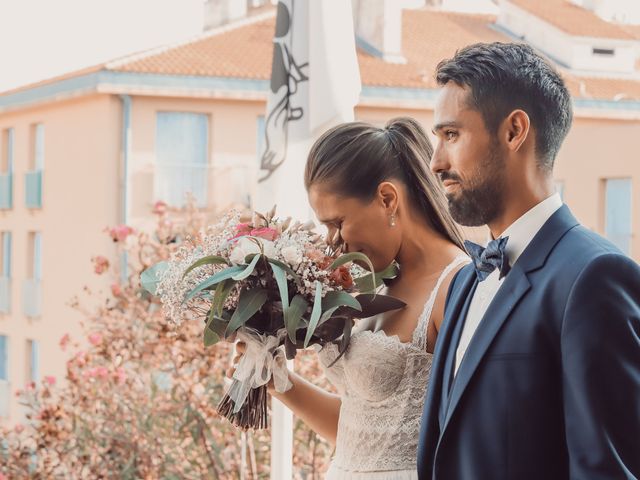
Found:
[230,237,276,264]
[281,245,302,267]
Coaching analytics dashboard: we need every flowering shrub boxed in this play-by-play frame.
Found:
[0,198,334,479]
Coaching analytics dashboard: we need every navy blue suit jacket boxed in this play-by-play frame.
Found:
[417,205,640,480]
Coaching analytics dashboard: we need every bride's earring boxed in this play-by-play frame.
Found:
[389,213,397,227]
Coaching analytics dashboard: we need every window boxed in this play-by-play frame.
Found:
[0,129,13,209]
[1,128,13,174]
[1,232,10,278]
[593,47,615,56]
[32,123,45,171]
[604,178,632,255]
[0,335,7,381]
[28,232,42,280]
[26,339,39,383]
[155,112,209,207]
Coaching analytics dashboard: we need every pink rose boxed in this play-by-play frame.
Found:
[97,367,109,379]
[250,227,279,241]
[44,376,56,386]
[88,333,102,346]
[229,223,253,241]
[14,423,24,434]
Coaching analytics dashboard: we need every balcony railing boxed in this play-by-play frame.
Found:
[22,278,42,318]
[152,163,255,210]
[0,173,12,209]
[25,170,43,209]
[0,276,10,314]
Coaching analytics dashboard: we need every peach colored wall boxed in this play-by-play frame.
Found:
[0,94,121,421]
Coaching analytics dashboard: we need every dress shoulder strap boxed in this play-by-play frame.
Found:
[412,255,470,350]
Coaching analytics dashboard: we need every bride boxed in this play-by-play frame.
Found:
[232,117,468,478]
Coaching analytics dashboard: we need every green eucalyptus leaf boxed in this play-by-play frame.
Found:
[270,262,289,310]
[183,255,229,279]
[211,279,235,317]
[184,265,245,301]
[354,262,399,293]
[204,328,220,347]
[321,290,362,312]
[267,258,301,284]
[225,288,268,335]
[140,261,169,295]
[231,254,262,281]
[285,295,308,343]
[304,282,324,348]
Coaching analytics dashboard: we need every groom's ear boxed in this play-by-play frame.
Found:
[502,109,530,153]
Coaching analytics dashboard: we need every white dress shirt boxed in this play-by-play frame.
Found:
[454,193,563,375]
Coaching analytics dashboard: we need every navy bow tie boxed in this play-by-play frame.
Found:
[464,237,511,282]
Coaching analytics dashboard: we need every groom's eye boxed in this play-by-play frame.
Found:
[445,130,458,141]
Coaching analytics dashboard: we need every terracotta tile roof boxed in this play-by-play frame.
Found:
[508,0,636,40]
[3,8,640,102]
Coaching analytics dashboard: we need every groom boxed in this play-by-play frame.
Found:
[418,42,640,479]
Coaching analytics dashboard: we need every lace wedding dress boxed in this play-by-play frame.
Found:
[318,256,469,479]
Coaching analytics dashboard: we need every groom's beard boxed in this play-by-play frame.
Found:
[444,145,507,227]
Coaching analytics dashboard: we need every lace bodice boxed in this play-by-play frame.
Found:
[318,256,469,475]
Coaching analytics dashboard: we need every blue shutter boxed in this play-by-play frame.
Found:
[605,179,632,255]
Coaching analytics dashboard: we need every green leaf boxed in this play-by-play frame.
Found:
[225,288,268,335]
[330,252,375,275]
[321,291,362,312]
[304,282,324,348]
[211,279,235,317]
[204,328,220,347]
[285,295,308,343]
[183,255,229,279]
[184,265,245,301]
[267,258,301,284]
[140,261,169,295]
[354,262,399,293]
[231,254,262,281]
[270,262,289,310]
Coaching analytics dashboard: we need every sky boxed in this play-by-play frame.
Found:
[0,0,204,92]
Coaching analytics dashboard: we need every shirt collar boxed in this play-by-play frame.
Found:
[497,193,563,265]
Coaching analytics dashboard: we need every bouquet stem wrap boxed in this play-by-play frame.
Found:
[217,328,292,430]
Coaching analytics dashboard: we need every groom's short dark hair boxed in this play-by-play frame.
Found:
[436,42,573,171]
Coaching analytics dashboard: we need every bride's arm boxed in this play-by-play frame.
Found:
[270,370,341,445]
[228,342,341,445]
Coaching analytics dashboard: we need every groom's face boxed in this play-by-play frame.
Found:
[431,83,507,227]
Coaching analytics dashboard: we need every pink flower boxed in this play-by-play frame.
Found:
[0,473,8,480]
[92,256,110,275]
[250,227,279,241]
[59,333,71,350]
[97,367,109,379]
[15,389,23,397]
[88,333,102,346]
[14,423,24,434]
[108,225,134,243]
[44,375,56,386]
[229,223,253,240]
[110,283,123,297]
[152,200,168,215]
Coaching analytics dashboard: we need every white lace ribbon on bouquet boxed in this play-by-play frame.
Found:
[228,328,292,413]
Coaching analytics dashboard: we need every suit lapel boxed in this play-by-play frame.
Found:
[442,264,531,432]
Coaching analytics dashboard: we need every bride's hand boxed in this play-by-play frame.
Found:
[225,341,279,393]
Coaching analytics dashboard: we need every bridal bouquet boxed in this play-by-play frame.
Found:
[140,207,404,430]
